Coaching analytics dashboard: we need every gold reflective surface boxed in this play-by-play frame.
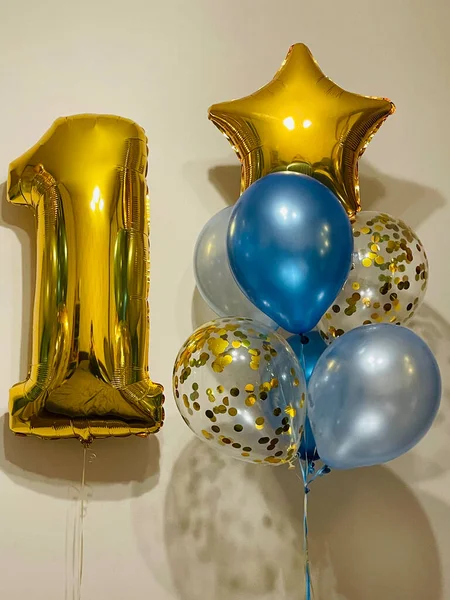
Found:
[209,43,395,219]
[8,114,164,441]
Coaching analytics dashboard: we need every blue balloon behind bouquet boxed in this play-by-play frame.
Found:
[288,331,328,460]
[227,172,353,333]
[308,324,441,469]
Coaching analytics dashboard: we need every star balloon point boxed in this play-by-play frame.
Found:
[208,43,395,218]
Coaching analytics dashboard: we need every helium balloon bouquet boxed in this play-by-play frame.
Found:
[174,43,441,599]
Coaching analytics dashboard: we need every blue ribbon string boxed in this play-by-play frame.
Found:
[296,341,330,599]
[297,452,331,599]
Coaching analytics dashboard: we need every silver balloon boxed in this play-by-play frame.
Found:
[308,324,441,469]
[194,207,277,328]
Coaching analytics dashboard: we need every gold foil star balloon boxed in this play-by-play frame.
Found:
[209,43,395,219]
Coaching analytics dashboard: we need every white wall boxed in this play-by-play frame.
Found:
[1,1,449,598]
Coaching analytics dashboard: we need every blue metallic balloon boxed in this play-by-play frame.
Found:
[288,331,328,460]
[287,331,328,384]
[227,172,353,333]
[308,324,441,469]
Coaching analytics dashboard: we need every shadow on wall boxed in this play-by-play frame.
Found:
[396,302,450,482]
[0,181,36,379]
[205,161,446,226]
[164,437,445,600]
[0,414,160,500]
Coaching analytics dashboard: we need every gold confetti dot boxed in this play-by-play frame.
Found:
[193,402,200,411]
[217,385,224,393]
[375,256,384,265]
[250,358,260,371]
[245,395,256,407]
[202,430,213,440]
[362,297,371,307]
[374,225,383,232]
[293,378,300,387]
[285,405,296,418]
[371,244,380,252]
[352,282,360,290]
[361,226,371,234]
[212,354,233,373]
[228,407,238,416]
[232,340,241,348]
[255,417,265,430]
[245,384,254,392]
[241,452,250,457]
[270,378,279,388]
[230,388,240,397]
[207,337,229,356]
[362,258,372,268]
[234,424,243,432]
[300,393,306,408]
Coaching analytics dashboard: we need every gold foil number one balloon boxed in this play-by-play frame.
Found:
[8,115,164,442]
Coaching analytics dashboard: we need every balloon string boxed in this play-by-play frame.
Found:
[78,444,87,598]
[66,443,95,600]
[298,456,312,600]
[296,342,330,598]
[297,454,331,599]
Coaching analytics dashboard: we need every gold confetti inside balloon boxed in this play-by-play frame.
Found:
[8,114,164,442]
[208,43,395,219]
[173,318,306,465]
[318,212,428,342]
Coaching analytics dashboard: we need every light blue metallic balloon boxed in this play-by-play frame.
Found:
[194,207,277,328]
[308,324,441,469]
[288,331,328,460]
[227,172,353,334]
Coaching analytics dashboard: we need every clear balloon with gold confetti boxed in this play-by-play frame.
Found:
[319,211,428,342]
[173,318,306,465]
